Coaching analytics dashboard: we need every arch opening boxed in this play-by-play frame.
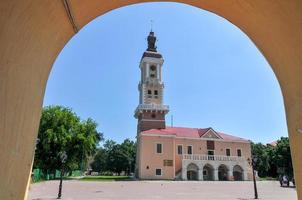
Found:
[187,163,199,180]
[203,164,214,181]
[218,164,229,181]
[1,1,301,200]
[233,165,244,181]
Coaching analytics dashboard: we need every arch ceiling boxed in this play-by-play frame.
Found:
[1,1,302,199]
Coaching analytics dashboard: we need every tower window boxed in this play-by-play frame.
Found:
[151,114,156,118]
[148,90,152,94]
[150,65,156,71]
[150,65,156,78]
[154,90,158,95]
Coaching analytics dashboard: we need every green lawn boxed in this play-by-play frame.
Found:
[80,176,131,181]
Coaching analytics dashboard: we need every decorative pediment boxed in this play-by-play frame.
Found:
[201,128,222,139]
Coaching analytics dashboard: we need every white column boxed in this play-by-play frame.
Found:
[198,169,203,181]
[156,64,160,79]
[146,63,149,78]
[214,168,219,181]
[182,168,187,180]
[243,170,248,181]
[228,168,233,181]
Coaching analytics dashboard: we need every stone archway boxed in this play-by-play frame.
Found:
[233,165,244,181]
[203,164,214,181]
[1,1,302,199]
[218,164,229,181]
[187,163,199,181]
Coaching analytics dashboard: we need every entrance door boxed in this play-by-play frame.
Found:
[187,170,198,180]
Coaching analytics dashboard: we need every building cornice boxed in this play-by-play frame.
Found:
[139,133,251,144]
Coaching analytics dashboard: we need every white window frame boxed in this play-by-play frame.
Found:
[155,168,162,176]
[156,143,163,154]
[226,148,231,156]
[236,148,242,157]
[177,144,183,155]
[187,145,193,155]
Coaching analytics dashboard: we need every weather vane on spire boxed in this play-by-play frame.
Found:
[150,20,154,32]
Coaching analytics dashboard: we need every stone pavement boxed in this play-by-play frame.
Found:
[28,180,297,200]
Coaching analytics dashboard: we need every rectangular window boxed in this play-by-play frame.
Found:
[154,90,158,95]
[163,160,173,166]
[207,140,215,150]
[226,148,231,156]
[237,149,242,157]
[177,145,183,155]
[187,145,193,155]
[156,168,162,176]
[156,143,162,154]
[147,90,152,98]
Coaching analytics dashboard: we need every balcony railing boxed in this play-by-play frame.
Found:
[183,154,246,162]
[136,104,169,111]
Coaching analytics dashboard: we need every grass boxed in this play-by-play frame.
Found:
[80,175,131,181]
[259,177,277,181]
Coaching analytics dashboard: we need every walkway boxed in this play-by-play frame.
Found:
[28,180,297,200]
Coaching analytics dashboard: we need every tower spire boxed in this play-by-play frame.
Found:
[150,20,153,32]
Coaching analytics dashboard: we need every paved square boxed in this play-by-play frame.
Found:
[28,180,297,200]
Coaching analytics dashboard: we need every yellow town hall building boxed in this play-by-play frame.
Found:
[134,31,252,181]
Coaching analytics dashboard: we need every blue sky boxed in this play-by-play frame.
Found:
[43,2,287,144]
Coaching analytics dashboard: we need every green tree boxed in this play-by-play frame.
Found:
[273,137,293,178]
[251,142,270,177]
[90,147,107,173]
[91,139,136,175]
[34,105,103,176]
[120,139,136,175]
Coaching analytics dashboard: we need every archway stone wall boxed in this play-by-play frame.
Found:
[1,1,302,199]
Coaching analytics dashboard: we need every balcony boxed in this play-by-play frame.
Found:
[136,104,169,111]
[182,154,246,162]
[134,104,169,117]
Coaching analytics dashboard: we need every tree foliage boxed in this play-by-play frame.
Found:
[251,137,293,178]
[34,105,103,175]
[91,139,136,175]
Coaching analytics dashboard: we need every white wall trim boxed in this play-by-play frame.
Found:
[202,128,223,139]
[139,133,250,144]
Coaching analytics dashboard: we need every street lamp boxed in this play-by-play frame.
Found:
[57,151,67,199]
[248,156,258,199]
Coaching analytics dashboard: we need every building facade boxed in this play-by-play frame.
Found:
[135,31,252,181]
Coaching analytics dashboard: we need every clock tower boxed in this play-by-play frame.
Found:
[134,31,169,133]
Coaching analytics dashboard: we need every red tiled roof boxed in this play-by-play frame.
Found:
[141,126,250,142]
[269,141,278,146]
